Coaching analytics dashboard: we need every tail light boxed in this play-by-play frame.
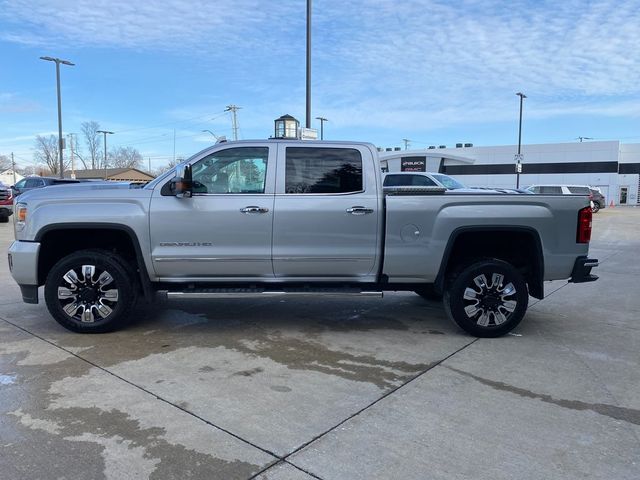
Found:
[0,192,12,205]
[577,207,592,243]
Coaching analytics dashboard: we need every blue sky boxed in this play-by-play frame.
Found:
[1,0,639,171]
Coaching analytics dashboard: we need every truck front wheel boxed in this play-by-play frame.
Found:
[44,249,137,333]
[443,259,528,337]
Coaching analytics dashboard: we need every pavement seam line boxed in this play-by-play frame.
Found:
[278,337,480,466]
[0,314,284,464]
[248,459,325,480]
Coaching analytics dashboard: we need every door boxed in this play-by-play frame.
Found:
[620,186,628,205]
[272,144,381,281]
[149,145,276,279]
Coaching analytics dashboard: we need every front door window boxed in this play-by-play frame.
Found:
[191,147,268,194]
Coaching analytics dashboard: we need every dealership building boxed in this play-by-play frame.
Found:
[379,140,640,205]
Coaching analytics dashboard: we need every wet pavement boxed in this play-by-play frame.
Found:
[1,208,639,479]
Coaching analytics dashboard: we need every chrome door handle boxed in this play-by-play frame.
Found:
[346,206,374,215]
[240,206,269,214]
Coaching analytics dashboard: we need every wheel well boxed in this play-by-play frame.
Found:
[37,228,139,286]
[438,229,544,299]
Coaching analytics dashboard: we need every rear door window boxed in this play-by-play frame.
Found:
[567,186,590,195]
[539,186,563,194]
[285,147,362,194]
[25,178,44,188]
[384,174,437,187]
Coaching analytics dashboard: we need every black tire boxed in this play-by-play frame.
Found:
[0,216,8,223]
[414,285,443,301]
[44,249,137,333]
[592,202,600,213]
[443,259,528,337]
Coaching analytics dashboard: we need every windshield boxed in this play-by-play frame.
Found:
[432,174,466,190]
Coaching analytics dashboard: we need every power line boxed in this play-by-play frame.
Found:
[112,111,228,135]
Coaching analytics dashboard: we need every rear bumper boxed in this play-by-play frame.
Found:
[568,256,599,283]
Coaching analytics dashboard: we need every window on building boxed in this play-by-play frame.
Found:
[285,147,362,194]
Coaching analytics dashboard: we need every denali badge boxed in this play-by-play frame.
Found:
[159,242,213,247]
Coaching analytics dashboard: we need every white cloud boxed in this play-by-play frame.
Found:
[2,0,639,132]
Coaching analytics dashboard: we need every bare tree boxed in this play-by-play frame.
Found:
[68,134,87,169]
[152,157,183,176]
[81,121,101,169]
[34,135,67,175]
[108,146,143,169]
[0,154,11,171]
[17,165,38,176]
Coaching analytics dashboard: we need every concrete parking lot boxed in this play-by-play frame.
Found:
[1,208,639,479]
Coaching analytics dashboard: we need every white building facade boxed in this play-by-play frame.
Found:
[379,141,640,205]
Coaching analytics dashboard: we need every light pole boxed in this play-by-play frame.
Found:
[315,116,327,140]
[515,92,526,188]
[40,56,75,178]
[96,130,114,179]
[306,0,312,128]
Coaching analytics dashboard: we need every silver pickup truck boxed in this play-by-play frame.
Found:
[8,140,598,337]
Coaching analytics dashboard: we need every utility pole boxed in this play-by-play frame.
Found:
[40,56,75,178]
[315,117,327,140]
[515,92,526,189]
[225,105,241,141]
[403,139,411,150]
[67,133,76,178]
[96,130,113,179]
[306,0,312,128]
[11,152,16,185]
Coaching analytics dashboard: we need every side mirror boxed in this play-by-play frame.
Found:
[172,164,193,198]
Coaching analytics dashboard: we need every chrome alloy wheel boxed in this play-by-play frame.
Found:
[57,265,119,323]
[462,273,517,327]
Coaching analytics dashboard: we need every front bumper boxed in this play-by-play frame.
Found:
[8,241,40,303]
[568,256,599,283]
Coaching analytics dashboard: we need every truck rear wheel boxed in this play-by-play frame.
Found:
[44,249,137,333]
[443,259,528,337]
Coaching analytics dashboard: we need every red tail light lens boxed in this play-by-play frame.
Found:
[577,207,592,243]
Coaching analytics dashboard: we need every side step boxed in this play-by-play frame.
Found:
[162,287,384,300]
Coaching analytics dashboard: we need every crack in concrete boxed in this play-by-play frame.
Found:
[446,366,640,426]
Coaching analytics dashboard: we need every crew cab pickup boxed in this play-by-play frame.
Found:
[8,140,598,337]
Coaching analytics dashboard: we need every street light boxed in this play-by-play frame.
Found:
[202,129,219,140]
[40,56,75,178]
[315,116,327,140]
[306,0,312,128]
[515,92,527,188]
[96,130,114,179]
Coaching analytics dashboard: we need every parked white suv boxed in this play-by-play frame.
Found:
[524,184,597,212]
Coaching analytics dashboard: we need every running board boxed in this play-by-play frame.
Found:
[163,288,384,300]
